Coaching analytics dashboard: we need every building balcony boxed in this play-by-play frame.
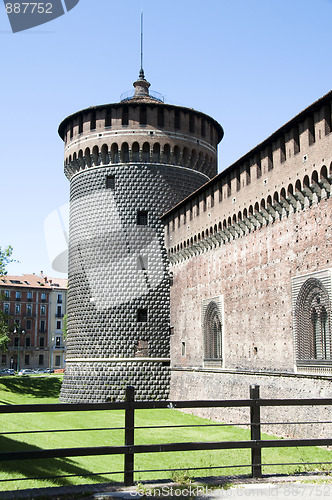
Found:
[39,329,47,334]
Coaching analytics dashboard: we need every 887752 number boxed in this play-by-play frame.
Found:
[5,3,53,14]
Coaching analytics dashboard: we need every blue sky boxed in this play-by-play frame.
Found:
[2,0,332,277]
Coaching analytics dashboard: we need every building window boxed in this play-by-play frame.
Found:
[137,210,148,226]
[15,304,20,315]
[201,119,206,137]
[157,107,164,127]
[40,305,46,316]
[245,163,251,185]
[324,103,331,135]
[189,113,195,133]
[308,116,315,145]
[1,354,6,365]
[137,255,148,271]
[27,291,32,301]
[55,336,61,347]
[24,355,30,366]
[14,337,19,347]
[280,136,286,163]
[202,298,223,364]
[3,303,9,315]
[294,277,331,366]
[293,126,300,154]
[39,337,45,348]
[25,337,31,347]
[57,306,62,318]
[174,110,181,129]
[4,290,9,298]
[181,341,186,357]
[105,108,112,127]
[267,145,273,171]
[55,356,61,367]
[122,105,129,125]
[256,156,262,178]
[41,293,46,302]
[56,321,62,330]
[78,115,83,134]
[106,174,115,189]
[39,355,44,366]
[16,291,21,301]
[90,111,96,130]
[26,304,32,316]
[57,294,62,304]
[40,321,45,333]
[26,320,31,330]
[137,308,148,322]
[140,105,147,125]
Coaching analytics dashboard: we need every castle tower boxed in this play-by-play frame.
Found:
[58,72,223,402]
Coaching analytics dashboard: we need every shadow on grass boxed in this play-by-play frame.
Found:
[0,378,62,399]
[0,435,116,487]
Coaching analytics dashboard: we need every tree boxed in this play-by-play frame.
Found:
[62,313,67,340]
[0,246,13,276]
[0,246,14,351]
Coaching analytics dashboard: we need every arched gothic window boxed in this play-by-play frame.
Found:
[203,300,222,363]
[295,278,331,365]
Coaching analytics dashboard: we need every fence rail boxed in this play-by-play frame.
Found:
[1,384,332,486]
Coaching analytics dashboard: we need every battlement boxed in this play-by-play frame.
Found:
[59,101,223,181]
[162,90,332,257]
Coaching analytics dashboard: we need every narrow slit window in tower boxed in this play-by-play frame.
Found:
[137,308,148,322]
[137,210,148,225]
[106,174,115,189]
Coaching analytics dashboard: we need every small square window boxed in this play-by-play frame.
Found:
[106,174,115,189]
[137,210,148,226]
[137,308,148,322]
[137,255,148,271]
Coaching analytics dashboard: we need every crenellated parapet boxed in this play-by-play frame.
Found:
[162,90,332,260]
[167,167,332,263]
[59,81,223,182]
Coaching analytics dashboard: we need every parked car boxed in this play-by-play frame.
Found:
[44,368,54,373]
[0,368,15,376]
[18,369,34,376]
[34,368,47,374]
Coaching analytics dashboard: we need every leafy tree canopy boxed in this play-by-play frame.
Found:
[0,246,14,351]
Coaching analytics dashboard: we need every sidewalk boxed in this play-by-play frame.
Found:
[1,474,332,500]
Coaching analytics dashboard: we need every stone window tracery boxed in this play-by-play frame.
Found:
[202,299,223,364]
[295,277,331,365]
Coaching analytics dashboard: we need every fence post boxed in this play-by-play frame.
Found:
[250,384,262,478]
[124,386,135,486]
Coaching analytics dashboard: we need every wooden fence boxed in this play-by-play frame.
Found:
[0,384,332,486]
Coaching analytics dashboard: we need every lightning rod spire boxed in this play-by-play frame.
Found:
[139,11,144,79]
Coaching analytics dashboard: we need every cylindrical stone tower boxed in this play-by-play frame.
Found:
[58,71,223,402]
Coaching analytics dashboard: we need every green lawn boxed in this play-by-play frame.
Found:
[0,376,331,491]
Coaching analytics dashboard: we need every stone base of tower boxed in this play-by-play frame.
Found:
[59,361,170,402]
